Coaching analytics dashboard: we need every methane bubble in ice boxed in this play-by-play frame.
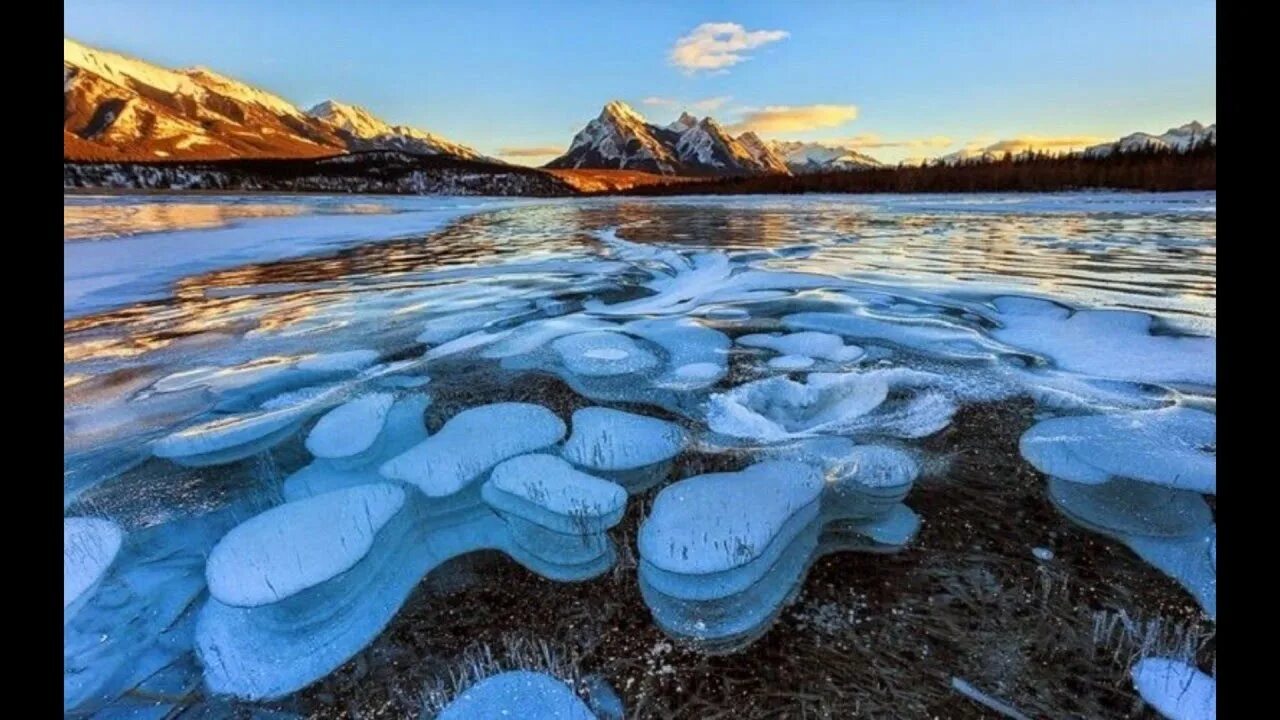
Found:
[379,402,566,497]
[738,331,865,363]
[1130,658,1215,720]
[436,671,597,720]
[638,460,919,649]
[991,296,1215,387]
[1020,407,1216,493]
[283,393,430,501]
[304,392,396,468]
[561,407,685,491]
[64,517,124,623]
[706,373,890,442]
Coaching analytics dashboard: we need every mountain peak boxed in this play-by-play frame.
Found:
[601,100,645,124]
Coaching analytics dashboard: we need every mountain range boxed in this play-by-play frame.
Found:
[545,101,883,176]
[63,38,486,163]
[64,37,1214,189]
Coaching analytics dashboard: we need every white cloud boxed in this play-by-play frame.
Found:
[727,104,859,134]
[839,133,954,150]
[642,97,678,107]
[980,134,1107,154]
[689,96,731,112]
[669,22,789,73]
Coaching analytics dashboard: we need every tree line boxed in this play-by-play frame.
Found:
[619,138,1216,196]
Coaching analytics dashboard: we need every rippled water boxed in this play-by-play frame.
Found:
[63,191,1215,718]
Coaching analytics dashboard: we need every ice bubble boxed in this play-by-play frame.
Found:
[437,671,596,720]
[1020,407,1215,493]
[706,372,890,442]
[1130,658,1215,720]
[484,454,627,534]
[768,355,815,371]
[379,403,566,497]
[551,332,659,377]
[561,407,685,477]
[624,317,729,389]
[64,517,124,622]
[739,331,865,363]
[637,458,921,649]
[480,315,618,360]
[293,349,381,374]
[151,403,311,467]
[639,461,824,581]
[206,484,406,607]
[417,308,526,346]
[283,394,430,501]
[1048,477,1216,617]
[305,392,396,466]
[1048,477,1212,539]
[783,310,996,359]
[991,296,1215,387]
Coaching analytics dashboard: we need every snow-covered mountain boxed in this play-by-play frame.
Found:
[767,140,884,173]
[737,132,791,174]
[547,101,784,176]
[305,100,485,161]
[935,122,1217,165]
[64,38,481,163]
[1084,121,1216,157]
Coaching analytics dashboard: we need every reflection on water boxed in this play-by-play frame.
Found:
[62,192,1215,717]
[65,195,1216,365]
[63,194,397,240]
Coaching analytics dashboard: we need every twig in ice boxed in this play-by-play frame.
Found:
[950,677,1033,720]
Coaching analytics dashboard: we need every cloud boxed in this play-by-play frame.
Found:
[727,104,859,134]
[979,135,1107,154]
[689,96,731,112]
[840,133,954,150]
[670,22,789,73]
[496,146,565,158]
[642,96,730,113]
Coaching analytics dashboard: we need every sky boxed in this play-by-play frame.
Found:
[64,0,1216,165]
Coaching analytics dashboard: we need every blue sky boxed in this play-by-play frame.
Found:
[64,0,1216,164]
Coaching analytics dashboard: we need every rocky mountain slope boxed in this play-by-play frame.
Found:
[64,38,483,163]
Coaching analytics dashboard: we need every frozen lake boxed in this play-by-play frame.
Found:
[64,191,1215,718]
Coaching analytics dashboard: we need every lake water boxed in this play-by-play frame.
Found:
[63,192,1216,718]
